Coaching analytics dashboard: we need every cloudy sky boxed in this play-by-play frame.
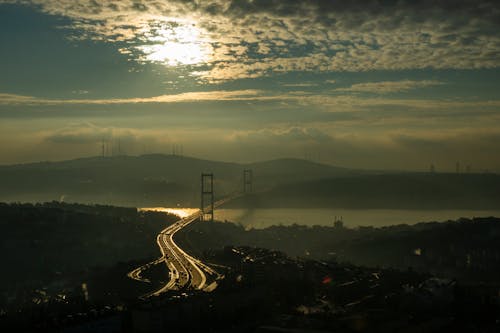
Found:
[1,0,499,171]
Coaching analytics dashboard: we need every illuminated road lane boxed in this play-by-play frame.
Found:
[129,194,239,298]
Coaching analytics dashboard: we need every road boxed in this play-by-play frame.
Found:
[128,194,239,298]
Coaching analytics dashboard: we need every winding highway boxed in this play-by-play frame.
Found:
[128,194,239,298]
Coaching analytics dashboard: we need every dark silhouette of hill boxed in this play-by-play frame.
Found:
[0,155,360,207]
[0,202,176,291]
[2,154,499,209]
[248,157,365,188]
[179,216,500,283]
[230,172,500,209]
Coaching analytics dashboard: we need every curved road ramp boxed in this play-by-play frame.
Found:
[128,195,238,299]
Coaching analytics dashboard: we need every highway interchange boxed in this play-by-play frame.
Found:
[128,195,238,298]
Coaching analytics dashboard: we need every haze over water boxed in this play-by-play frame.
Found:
[146,207,500,229]
[215,208,500,229]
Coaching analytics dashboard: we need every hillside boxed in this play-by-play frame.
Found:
[0,155,358,207]
[229,172,500,209]
[2,155,498,209]
[178,216,500,283]
[0,202,176,289]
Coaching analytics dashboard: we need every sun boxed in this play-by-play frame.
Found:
[138,23,212,66]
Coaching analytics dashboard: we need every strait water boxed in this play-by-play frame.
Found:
[142,207,500,229]
[214,208,500,229]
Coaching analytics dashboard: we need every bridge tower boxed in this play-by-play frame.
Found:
[201,173,214,222]
[243,169,253,193]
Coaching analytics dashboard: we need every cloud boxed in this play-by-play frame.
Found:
[335,80,444,94]
[71,90,90,95]
[282,83,318,88]
[231,127,333,145]
[45,122,112,144]
[0,90,262,105]
[1,89,500,121]
[388,129,500,168]
[4,0,500,82]
[226,125,500,171]
[43,122,166,151]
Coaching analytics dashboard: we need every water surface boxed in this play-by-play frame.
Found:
[215,208,500,229]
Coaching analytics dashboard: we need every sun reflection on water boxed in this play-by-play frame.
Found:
[140,207,199,218]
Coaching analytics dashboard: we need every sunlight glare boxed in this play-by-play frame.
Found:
[138,23,212,66]
[140,207,200,218]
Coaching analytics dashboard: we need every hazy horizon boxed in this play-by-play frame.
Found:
[2,152,499,175]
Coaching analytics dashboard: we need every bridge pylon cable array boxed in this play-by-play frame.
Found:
[243,169,253,193]
[201,173,214,222]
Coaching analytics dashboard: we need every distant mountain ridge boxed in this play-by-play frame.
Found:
[0,154,363,207]
[229,172,500,209]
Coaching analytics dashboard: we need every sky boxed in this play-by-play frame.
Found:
[0,0,499,171]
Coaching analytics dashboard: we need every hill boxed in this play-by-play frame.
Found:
[0,155,359,207]
[229,172,500,209]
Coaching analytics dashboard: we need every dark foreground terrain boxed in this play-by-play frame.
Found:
[179,216,500,283]
[0,202,499,332]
